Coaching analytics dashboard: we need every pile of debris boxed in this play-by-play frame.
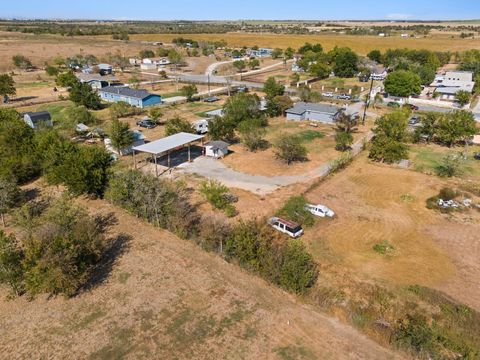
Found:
[437,198,478,210]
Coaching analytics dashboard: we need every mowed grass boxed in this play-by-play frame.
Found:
[129,33,480,54]
[410,144,480,178]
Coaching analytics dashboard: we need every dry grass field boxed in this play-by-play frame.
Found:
[0,184,406,360]
[130,32,480,54]
[302,154,480,311]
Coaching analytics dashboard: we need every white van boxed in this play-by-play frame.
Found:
[268,217,304,238]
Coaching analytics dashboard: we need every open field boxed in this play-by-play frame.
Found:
[302,154,480,311]
[222,118,372,177]
[129,32,480,54]
[0,184,406,360]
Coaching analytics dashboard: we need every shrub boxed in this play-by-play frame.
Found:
[277,196,315,227]
[164,116,194,136]
[274,133,308,164]
[0,196,110,297]
[329,151,354,173]
[334,130,353,151]
[238,118,268,151]
[435,153,465,177]
[225,220,318,294]
[199,180,237,217]
[106,170,199,239]
[373,240,395,255]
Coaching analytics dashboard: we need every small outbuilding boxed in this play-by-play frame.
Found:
[23,111,53,129]
[204,141,229,158]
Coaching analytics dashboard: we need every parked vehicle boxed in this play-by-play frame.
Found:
[193,119,209,134]
[405,104,419,111]
[203,96,220,103]
[304,204,335,218]
[408,117,420,126]
[322,92,334,98]
[337,94,351,100]
[136,119,157,129]
[474,152,480,160]
[267,217,304,238]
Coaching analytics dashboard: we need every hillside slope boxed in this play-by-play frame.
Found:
[0,197,407,360]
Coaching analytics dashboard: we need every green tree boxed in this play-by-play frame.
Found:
[208,116,236,141]
[455,90,471,107]
[415,112,438,143]
[109,118,134,155]
[55,71,79,88]
[199,180,236,217]
[109,101,136,119]
[45,65,59,77]
[0,109,40,183]
[0,231,24,295]
[164,116,194,136]
[334,131,353,151]
[0,178,20,227]
[266,95,293,117]
[274,133,308,164]
[12,55,33,70]
[168,49,184,70]
[330,47,358,78]
[180,84,198,101]
[263,77,285,99]
[384,70,422,97]
[435,110,477,147]
[248,58,260,70]
[369,110,409,163]
[148,107,163,123]
[0,74,16,99]
[435,153,465,177]
[223,93,263,125]
[367,49,382,63]
[309,62,331,79]
[69,82,101,109]
[238,118,267,151]
[233,60,246,73]
[284,47,295,59]
[271,48,283,59]
[139,49,155,59]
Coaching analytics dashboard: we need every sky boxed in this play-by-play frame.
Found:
[1,0,479,21]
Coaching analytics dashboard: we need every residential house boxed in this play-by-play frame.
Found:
[431,70,475,101]
[23,111,53,129]
[81,63,113,75]
[204,141,229,158]
[99,86,162,108]
[142,57,170,66]
[247,48,273,58]
[370,66,388,81]
[76,73,119,90]
[285,102,342,123]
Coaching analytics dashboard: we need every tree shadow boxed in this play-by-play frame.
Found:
[80,232,132,293]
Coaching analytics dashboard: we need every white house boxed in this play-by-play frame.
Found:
[204,141,229,158]
[431,70,475,101]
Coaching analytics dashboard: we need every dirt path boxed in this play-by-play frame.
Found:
[178,132,373,194]
[0,196,406,359]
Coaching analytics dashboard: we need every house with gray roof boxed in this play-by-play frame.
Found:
[76,73,119,90]
[431,71,475,101]
[99,86,162,108]
[285,102,342,123]
[23,111,53,129]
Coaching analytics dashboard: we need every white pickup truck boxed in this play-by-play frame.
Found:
[268,217,304,238]
[304,204,335,218]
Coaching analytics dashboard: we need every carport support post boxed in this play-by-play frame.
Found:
[168,151,171,168]
[188,144,191,162]
[133,150,137,169]
[154,154,158,177]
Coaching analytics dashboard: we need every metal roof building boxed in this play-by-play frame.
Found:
[133,132,205,175]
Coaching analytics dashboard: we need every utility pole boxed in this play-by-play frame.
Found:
[208,74,211,96]
[362,75,375,126]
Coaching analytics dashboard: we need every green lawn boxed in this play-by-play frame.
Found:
[410,144,480,178]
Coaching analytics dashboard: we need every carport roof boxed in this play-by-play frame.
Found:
[133,132,205,155]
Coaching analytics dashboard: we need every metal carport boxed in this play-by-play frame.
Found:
[132,132,205,176]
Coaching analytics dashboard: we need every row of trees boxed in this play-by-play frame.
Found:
[106,170,318,294]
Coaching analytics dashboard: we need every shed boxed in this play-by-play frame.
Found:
[205,109,224,118]
[285,102,341,123]
[204,141,229,158]
[23,111,53,129]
